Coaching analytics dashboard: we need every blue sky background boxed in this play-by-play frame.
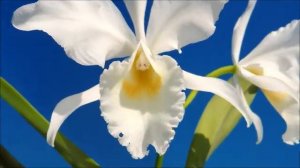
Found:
[1,0,299,167]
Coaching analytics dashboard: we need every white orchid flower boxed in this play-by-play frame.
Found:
[13,0,260,158]
[232,0,299,145]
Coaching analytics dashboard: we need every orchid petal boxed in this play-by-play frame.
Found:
[233,76,263,144]
[99,55,185,159]
[47,84,100,147]
[124,0,147,40]
[262,90,299,145]
[232,0,257,64]
[233,6,299,145]
[240,20,300,93]
[146,0,228,54]
[238,68,298,101]
[183,71,263,131]
[13,1,136,67]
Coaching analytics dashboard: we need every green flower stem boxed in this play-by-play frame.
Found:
[154,65,236,168]
[0,77,100,168]
[155,154,164,168]
[0,145,23,168]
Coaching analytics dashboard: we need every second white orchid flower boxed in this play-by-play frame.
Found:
[13,0,259,158]
[232,0,299,145]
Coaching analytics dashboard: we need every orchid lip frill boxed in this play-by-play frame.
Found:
[232,0,300,145]
[13,0,259,159]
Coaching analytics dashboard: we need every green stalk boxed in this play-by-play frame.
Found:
[0,77,100,168]
[155,154,164,168]
[154,65,236,168]
[0,145,23,168]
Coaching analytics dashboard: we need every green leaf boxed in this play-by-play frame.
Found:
[186,78,258,168]
[0,145,23,168]
[0,77,100,168]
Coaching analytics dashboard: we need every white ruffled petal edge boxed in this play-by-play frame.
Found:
[99,55,185,159]
[280,102,299,145]
[262,89,299,145]
[47,84,100,146]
